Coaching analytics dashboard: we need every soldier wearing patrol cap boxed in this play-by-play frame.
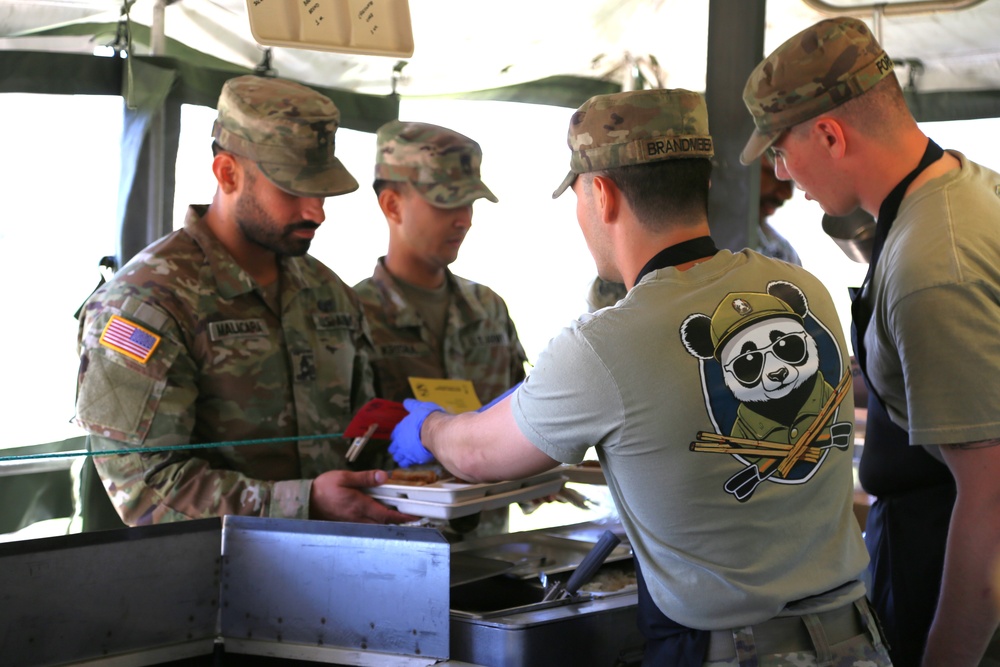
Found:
[74,75,415,529]
[742,17,1000,666]
[354,120,525,408]
[585,153,798,314]
[387,88,888,666]
[353,120,527,537]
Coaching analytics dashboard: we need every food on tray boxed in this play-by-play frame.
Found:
[368,471,567,519]
[580,568,637,593]
[389,469,440,486]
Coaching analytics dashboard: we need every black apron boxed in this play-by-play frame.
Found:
[850,139,955,667]
[630,236,719,667]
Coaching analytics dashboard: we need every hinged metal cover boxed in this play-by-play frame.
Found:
[0,519,221,666]
[220,516,450,661]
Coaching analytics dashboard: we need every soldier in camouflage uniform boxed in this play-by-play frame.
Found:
[74,75,414,527]
[388,88,891,666]
[743,17,1000,666]
[354,120,528,536]
[355,120,527,405]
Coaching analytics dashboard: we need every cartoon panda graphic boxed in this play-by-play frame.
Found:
[680,280,853,502]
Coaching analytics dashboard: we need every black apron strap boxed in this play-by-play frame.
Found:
[851,138,943,391]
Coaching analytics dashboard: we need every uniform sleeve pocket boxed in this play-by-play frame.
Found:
[76,349,169,444]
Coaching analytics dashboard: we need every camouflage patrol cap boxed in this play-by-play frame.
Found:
[212,75,359,197]
[552,88,714,199]
[740,17,895,165]
[374,120,498,208]
[709,291,801,361]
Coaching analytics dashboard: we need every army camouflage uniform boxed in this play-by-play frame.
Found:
[74,207,375,525]
[73,76,373,525]
[357,120,526,405]
[356,259,527,404]
[358,121,527,536]
[703,607,892,666]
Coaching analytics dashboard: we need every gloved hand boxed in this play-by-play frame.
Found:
[477,381,522,412]
[389,399,445,467]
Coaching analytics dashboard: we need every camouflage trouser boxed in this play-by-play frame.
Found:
[702,598,893,667]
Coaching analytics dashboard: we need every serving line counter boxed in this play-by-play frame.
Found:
[0,514,643,667]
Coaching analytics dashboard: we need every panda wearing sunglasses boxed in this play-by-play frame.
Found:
[681,281,854,502]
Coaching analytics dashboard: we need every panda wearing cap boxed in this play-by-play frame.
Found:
[680,281,853,502]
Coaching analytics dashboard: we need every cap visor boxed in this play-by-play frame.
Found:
[551,171,577,199]
[412,181,498,208]
[259,157,360,198]
[739,129,779,166]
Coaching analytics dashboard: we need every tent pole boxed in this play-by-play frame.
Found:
[705,0,767,253]
[147,0,168,246]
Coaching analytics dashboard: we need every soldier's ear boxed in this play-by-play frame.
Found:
[213,152,242,194]
[591,175,620,223]
[378,186,403,225]
[812,117,847,160]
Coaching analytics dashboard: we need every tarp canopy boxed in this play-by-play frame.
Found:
[3,0,1000,259]
[4,0,1000,119]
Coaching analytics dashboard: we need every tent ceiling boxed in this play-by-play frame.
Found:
[2,0,1000,104]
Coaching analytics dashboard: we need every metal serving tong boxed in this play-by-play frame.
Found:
[345,423,378,463]
[541,529,622,602]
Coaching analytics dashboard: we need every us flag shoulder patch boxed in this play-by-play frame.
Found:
[99,315,161,364]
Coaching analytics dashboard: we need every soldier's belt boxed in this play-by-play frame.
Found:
[705,601,865,660]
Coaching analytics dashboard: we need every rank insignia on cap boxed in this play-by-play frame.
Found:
[99,315,161,364]
[732,298,753,316]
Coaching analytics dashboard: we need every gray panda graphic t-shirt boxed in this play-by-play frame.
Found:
[511,249,867,630]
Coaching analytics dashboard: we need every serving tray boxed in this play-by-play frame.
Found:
[369,470,564,504]
[559,463,606,485]
[368,475,566,520]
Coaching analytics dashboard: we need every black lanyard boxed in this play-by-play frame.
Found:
[851,138,944,377]
[634,236,719,285]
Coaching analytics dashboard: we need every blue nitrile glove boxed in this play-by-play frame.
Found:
[477,381,523,412]
[389,399,445,467]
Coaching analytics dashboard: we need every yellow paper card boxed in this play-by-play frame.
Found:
[408,377,482,413]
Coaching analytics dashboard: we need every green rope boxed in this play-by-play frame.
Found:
[0,433,345,463]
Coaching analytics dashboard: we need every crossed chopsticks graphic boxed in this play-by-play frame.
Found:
[690,368,853,496]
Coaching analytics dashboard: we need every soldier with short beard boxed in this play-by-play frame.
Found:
[74,75,415,527]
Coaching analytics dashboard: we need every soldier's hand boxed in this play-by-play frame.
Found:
[309,469,417,524]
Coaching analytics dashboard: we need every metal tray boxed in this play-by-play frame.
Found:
[369,476,566,519]
[370,470,564,503]
[452,531,633,579]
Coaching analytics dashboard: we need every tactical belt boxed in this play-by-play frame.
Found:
[705,600,866,661]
